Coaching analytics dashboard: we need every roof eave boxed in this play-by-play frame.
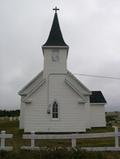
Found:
[42,45,69,57]
[42,45,69,49]
[90,102,107,105]
[18,71,43,96]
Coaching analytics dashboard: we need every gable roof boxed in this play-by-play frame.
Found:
[66,71,91,95]
[22,79,45,103]
[65,79,87,103]
[43,12,68,47]
[18,71,44,96]
[90,91,107,103]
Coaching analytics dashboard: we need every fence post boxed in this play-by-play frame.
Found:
[113,126,119,148]
[71,134,76,148]
[31,131,35,148]
[1,131,6,149]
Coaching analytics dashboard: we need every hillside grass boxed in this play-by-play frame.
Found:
[0,119,120,159]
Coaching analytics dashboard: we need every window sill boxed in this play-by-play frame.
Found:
[51,118,59,121]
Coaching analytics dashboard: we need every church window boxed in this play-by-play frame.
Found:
[52,101,58,119]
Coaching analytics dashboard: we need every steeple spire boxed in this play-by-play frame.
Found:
[43,7,68,47]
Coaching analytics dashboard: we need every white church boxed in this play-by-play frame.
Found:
[19,8,106,133]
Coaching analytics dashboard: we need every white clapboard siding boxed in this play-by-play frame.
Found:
[90,104,106,127]
[43,49,67,78]
[24,75,88,132]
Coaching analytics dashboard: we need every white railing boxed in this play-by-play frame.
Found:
[1,127,120,151]
[21,126,120,151]
[0,131,13,151]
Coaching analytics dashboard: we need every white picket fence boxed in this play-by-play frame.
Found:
[21,126,120,151]
[0,131,13,151]
[1,126,120,151]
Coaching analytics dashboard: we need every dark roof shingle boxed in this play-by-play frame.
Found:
[43,13,68,47]
[90,91,107,103]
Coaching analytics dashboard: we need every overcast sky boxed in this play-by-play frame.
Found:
[0,0,120,111]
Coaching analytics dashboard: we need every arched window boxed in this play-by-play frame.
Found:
[52,101,58,119]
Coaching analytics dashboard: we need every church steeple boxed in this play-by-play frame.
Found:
[43,7,68,47]
[42,8,69,78]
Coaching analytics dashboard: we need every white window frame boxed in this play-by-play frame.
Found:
[51,101,59,120]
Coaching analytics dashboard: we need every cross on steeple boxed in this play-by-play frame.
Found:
[53,6,59,13]
[43,6,68,47]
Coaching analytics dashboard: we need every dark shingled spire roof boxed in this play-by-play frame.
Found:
[43,12,68,47]
[90,91,107,103]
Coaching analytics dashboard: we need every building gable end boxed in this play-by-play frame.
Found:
[67,71,91,95]
[23,79,46,103]
[65,79,87,103]
[19,71,43,95]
